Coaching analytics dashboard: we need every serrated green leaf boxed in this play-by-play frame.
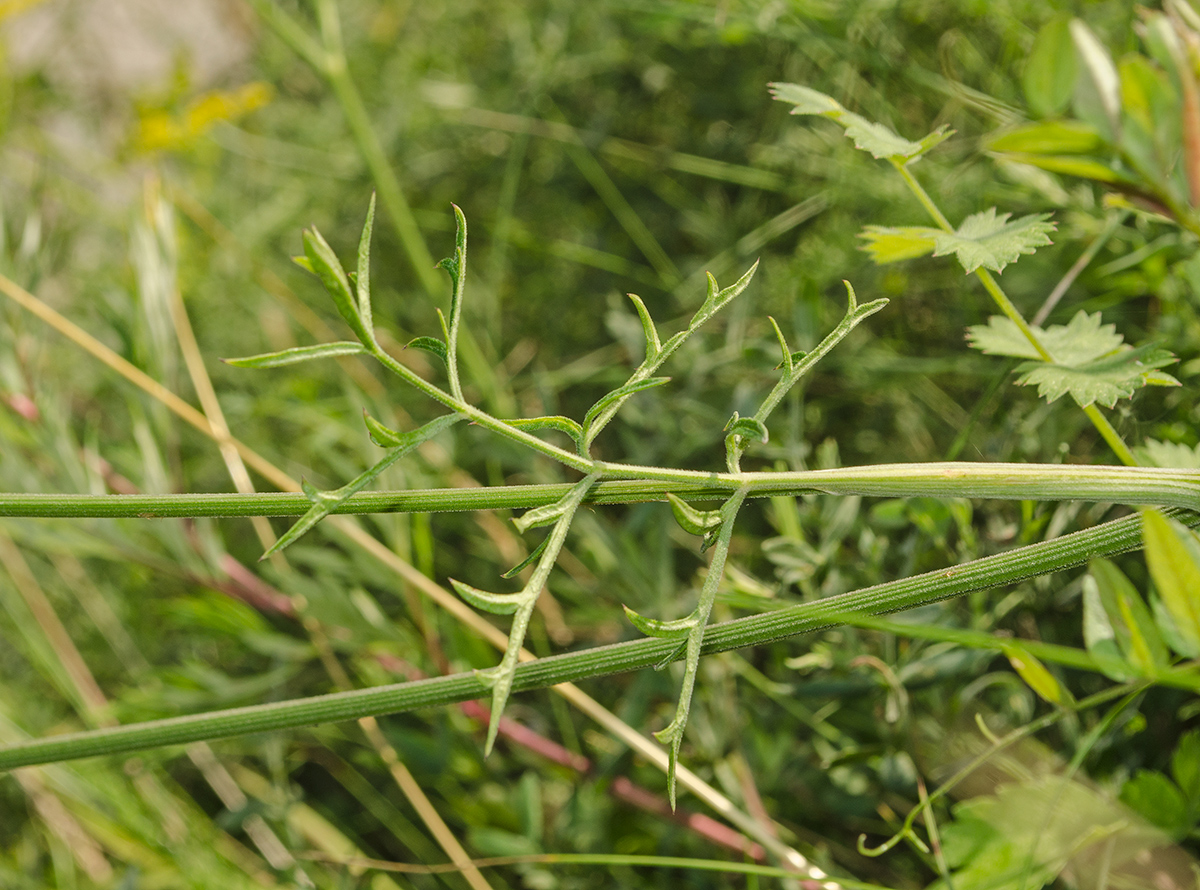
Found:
[506,415,584,448]
[840,111,925,160]
[1023,17,1079,118]
[1015,344,1178,407]
[355,193,376,334]
[770,82,951,163]
[988,120,1103,155]
[581,377,671,444]
[262,414,462,558]
[1089,558,1169,673]
[1143,510,1200,658]
[223,341,366,368]
[666,493,722,537]
[302,227,372,344]
[932,208,1056,274]
[858,226,940,264]
[968,310,1124,364]
[500,535,550,579]
[449,578,523,615]
[623,605,695,639]
[1004,645,1071,706]
[627,293,662,363]
[1081,576,1137,681]
[406,336,448,366]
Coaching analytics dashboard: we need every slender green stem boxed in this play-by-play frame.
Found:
[2,508,1195,771]
[2,463,1194,518]
[890,160,1140,464]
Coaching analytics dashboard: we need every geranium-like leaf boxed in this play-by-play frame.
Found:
[622,605,695,639]
[769,83,952,163]
[449,578,522,615]
[666,493,722,537]
[223,341,366,368]
[1139,439,1200,469]
[406,336,448,366]
[968,311,1123,364]
[932,208,1056,274]
[859,226,940,264]
[1015,344,1178,408]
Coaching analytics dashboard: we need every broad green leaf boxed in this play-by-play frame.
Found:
[500,535,550,579]
[1015,344,1178,408]
[626,293,662,363]
[291,255,314,273]
[355,193,376,334]
[769,82,951,163]
[1120,770,1190,839]
[449,579,522,615]
[666,493,722,537]
[988,120,1103,155]
[1089,558,1169,673]
[263,414,462,558]
[931,208,1056,274]
[1081,576,1136,681]
[1142,510,1200,658]
[506,415,584,449]
[858,226,939,264]
[223,341,366,368]
[1172,729,1200,805]
[622,605,695,639]
[406,336,448,365]
[1139,439,1200,469]
[968,311,1123,364]
[302,227,372,345]
[1023,17,1079,118]
[1004,645,1071,706]
[1150,593,1194,661]
[1071,19,1122,141]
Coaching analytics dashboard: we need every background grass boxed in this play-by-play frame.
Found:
[1,0,1198,887]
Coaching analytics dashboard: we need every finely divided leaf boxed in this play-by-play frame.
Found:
[406,336,448,365]
[724,414,769,445]
[355,194,376,334]
[506,415,585,449]
[627,293,662,363]
[581,377,671,446]
[363,411,403,447]
[666,493,722,537]
[223,341,366,368]
[932,208,1055,274]
[449,578,523,615]
[623,605,695,639]
[688,262,759,331]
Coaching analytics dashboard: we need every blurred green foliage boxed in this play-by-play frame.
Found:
[1,0,1199,887]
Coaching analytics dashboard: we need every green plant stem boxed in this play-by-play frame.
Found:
[3,508,1196,771]
[891,161,1139,465]
[2,463,1194,518]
